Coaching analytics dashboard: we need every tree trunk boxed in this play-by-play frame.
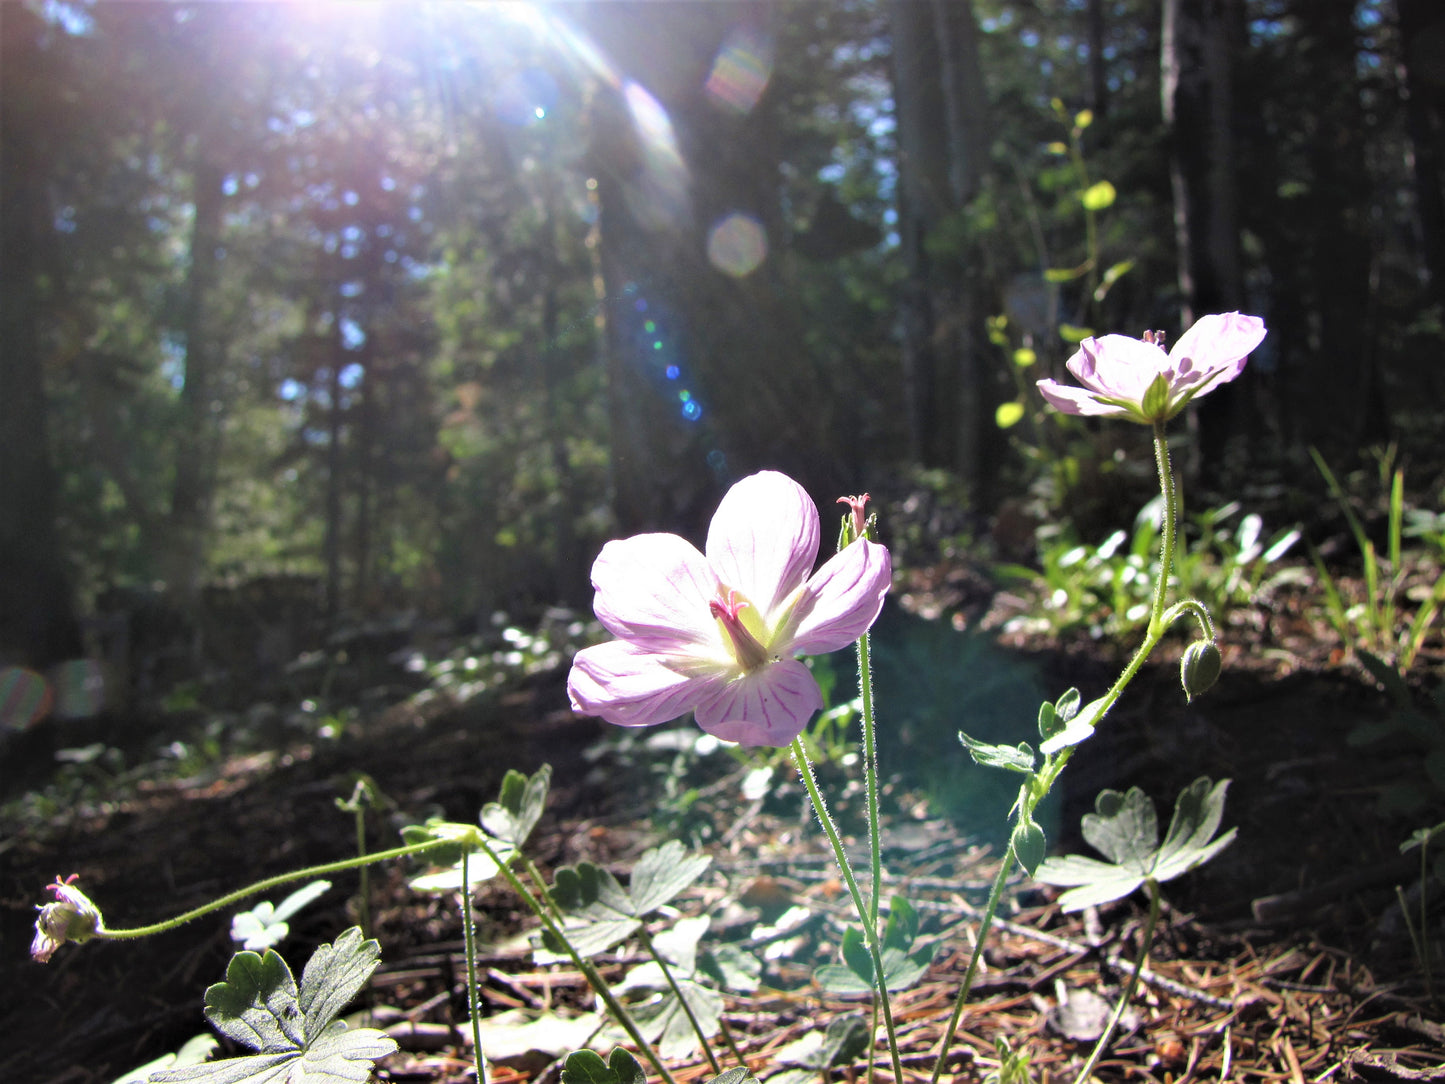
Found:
[1398,0,1445,308]
[889,0,994,489]
[166,156,225,601]
[1162,0,1249,469]
[0,6,84,668]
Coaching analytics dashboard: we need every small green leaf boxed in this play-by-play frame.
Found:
[1082,787,1159,871]
[708,1069,762,1084]
[840,925,873,984]
[883,896,919,954]
[1080,179,1115,210]
[699,942,762,992]
[1074,109,1093,129]
[960,730,1036,773]
[481,764,552,847]
[562,1048,647,1084]
[1044,267,1080,283]
[230,880,331,951]
[1012,347,1037,368]
[1100,260,1134,287]
[1059,323,1094,343]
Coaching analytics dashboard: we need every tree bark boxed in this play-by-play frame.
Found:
[1398,0,1445,308]
[166,156,224,602]
[889,0,994,488]
[0,6,84,668]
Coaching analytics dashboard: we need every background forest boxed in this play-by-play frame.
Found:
[2,0,1444,689]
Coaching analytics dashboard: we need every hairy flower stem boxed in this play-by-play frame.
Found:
[1073,880,1162,1083]
[101,839,456,939]
[1148,420,1178,638]
[858,629,882,929]
[480,840,677,1084]
[791,737,904,1084]
[928,849,1017,1084]
[636,927,723,1074]
[461,851,490,1084]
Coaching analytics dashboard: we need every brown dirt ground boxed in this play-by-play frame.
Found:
[3,577,1444,1084]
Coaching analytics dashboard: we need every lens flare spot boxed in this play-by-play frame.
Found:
[644,320,656,333]
[49,659,106,720]
[707,213,768,277]
[705,27,774,115]
[682,400,702,420]
[653,341,663,350]
[0,666,52,730]
[666,365,679,379]
[495,67,560,127]
[679,390,691,402]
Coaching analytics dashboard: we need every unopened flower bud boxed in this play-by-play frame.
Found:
[1180,641,1222,704]
[32,876,104,963]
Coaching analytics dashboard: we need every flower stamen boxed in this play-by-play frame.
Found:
[709,589,771,672]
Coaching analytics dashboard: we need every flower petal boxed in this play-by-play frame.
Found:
[1169,312,1266,383]
[1066,335,1168,402]
[568,640,727,728]
[706,471,820,618]
[591,533,722,652]
[693,659,822,747]
[1036,379,1132,418]
[783,539,892,656]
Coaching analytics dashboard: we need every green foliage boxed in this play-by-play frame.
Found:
[560,1048,647,1084]
[1000,498,1300,639]
[1034,778,1236,913]
[148,927,395,1083]
[1309,449,1445,675]
[815,896,935,994]
[229,881,331,953]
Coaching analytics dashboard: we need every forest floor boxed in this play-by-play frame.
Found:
[3,565,1445,1083]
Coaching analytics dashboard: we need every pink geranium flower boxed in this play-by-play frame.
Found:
[1037,312,1266,424]
[567,471,891,747]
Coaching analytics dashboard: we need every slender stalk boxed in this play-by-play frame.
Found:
[101,840,453,939]
[1073,880,1162,1083]
[474,838,678,1084]
[717,1017,748,1070]
[858,630,882,929]
[1148,420,1178,639]
[354,805,372,942]
[929,849,1016,1084]
[636,927,722,1074]
[791,738,904,1084]
[461,851,490,1084]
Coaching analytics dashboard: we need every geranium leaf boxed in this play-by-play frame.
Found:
[627,841,711,916]
[561,1049,646,1084]
[480,764,551,847]
[231,881,331,952]
[1080,786,1158,871]
[959,731,1035,773]
[149,928,396,1083]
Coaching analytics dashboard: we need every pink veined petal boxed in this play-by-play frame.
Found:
[1170,312,1266,382]
[783,538,892,656]
[1066,335,1169,401]
[706,471,820,618]
[591,533,723,652]
[567,640,728,728]
[1036,379,1131,417]
[693,659,822,747]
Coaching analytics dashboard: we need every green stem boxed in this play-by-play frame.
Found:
[858,629,882,928]
[637,927,722,1074]
[461,851,489,1084]
[101,840,453,940]
[475,839,678,1084]
[929,848,1017,1084]
[1073,880,1162,1083]
[717,1016,748,1071]
[1149,420,1178,640]
[791,737,904,1084]
[355,806,372,942]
